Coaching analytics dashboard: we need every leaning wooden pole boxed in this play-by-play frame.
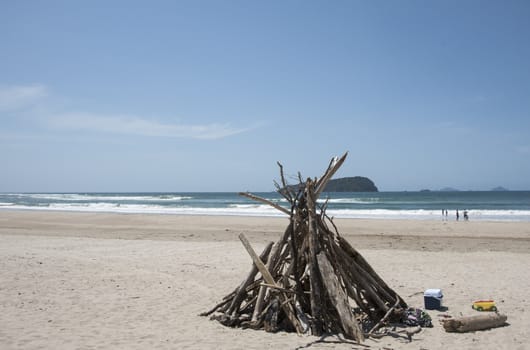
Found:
[317,253,364,342]
[238,233,304,334]
[306,178,323,335]
[251,223,292,323]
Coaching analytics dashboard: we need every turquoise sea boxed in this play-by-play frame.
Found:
[1,191,530,221]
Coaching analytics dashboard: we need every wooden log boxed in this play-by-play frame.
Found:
[330,240,390,316]
[199,290,236,317]
[252,223,293,322]
[275,161,294,203]
[314,152,348,199]
[239,192,291,215]
[306,179,324,336]
[239,294,258,315]
[368,295,400,336]
[349,262,392,314]
[441,313,507,333]
[338,236,406,309]
[327,256,365,313]
[227,241,273,316]
[289,211,304,301]
[259,283,297,294]
[238,233,304,334]
[317,252,364,343]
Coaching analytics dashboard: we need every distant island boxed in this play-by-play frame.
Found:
[491,186,509,191]
[324,176,378,192]
[285,176,378,192]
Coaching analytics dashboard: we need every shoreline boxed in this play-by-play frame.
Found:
[1,210,530,253]
[2,206,530,222]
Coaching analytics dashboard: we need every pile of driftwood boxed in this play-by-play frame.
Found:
[201,153,407,343]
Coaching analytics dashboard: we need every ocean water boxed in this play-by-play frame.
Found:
[1,191,530,221]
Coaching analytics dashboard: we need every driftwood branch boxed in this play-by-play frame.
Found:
[238,233,304,334]
[315,152,348,199]
[259,283,297,294]
[306,179,324,336]
[368,295,401,336]
[239,192,290,216]
[227,241,273,316]
[317,252,364,342]
[276,161,294,202]
[442,313,508,333]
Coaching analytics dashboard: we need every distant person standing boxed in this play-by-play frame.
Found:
[463,210,469,221]
[456,210,460,221]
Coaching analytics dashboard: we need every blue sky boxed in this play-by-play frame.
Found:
[1,0,529,192]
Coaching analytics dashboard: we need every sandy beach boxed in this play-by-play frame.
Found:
[1,210,529,349]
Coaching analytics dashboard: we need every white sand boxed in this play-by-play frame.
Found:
[0,211,529,349]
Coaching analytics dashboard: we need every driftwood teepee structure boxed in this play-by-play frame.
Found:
[202,153,407,343]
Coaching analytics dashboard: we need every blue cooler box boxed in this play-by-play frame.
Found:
[424,289,443,310]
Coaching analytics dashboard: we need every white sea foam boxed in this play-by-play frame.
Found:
[2,203,530,221]
[13,194,192,201]
[229,204,264,208]
[317,198,379,204]
[1,202,283,217]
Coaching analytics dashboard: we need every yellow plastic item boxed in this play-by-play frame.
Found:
[472,300,497,312]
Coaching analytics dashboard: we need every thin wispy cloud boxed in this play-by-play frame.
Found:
[0,84,49,112]
[1,83,256,140]
[49,113,252,140]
